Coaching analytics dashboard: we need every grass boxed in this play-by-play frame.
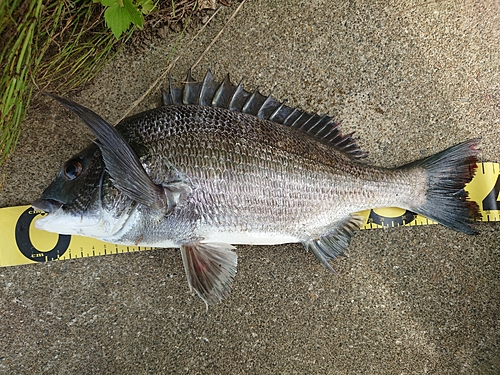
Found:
[0,0,205,168]
[0,0,127,167]
[1,0,43,167]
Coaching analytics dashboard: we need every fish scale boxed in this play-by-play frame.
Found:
[33,71,479,305]
[96,105,422,246]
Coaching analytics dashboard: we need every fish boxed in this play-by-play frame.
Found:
[32,70,480,305]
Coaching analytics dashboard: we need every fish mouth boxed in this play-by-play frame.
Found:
[32,198,64,213]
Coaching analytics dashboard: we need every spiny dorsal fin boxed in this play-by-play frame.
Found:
[162,70,367,159]
[199,69,219,106]
[169,76,183,105]
[242,88,267,115]
[229,83,251,112]
[212,74,236,109]
[182,69,203,105]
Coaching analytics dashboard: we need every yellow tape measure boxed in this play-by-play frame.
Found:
[0,207,153,267]
[1,162,499,267]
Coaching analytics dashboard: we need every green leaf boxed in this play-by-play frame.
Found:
[140,0,156,14]
[100,0,117,6]
[123,0,144,28]
[104,3,132,38]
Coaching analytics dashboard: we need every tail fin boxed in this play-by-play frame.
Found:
[405,139,480,234]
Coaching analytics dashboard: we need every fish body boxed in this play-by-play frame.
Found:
[33,71,479,305]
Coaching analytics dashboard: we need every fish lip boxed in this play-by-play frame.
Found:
[32,198,64,213]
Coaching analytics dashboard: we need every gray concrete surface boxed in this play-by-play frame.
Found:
[1,0,499,373]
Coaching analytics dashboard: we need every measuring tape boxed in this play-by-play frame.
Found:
[1,162,499,267]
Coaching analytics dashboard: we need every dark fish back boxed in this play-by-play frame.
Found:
[162,70,367,159]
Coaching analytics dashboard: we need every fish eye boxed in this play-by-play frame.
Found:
[62,159,83,180]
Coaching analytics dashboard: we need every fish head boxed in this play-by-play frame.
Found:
[32,143,134,238]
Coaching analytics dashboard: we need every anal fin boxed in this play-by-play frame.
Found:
[303,215,364,273]
[180,242,238,306]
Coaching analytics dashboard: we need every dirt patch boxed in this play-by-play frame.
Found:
[128,0,224,52]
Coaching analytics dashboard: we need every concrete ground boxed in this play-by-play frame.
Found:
[1,0,499,373]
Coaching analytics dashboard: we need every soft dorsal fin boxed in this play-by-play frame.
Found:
[162,70,367,159]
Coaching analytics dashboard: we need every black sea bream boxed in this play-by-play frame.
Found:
[33,71,479,305]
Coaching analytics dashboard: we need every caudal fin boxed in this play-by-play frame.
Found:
[405,139,480,234]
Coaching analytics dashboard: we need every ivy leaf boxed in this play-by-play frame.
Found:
[104,3,132,38]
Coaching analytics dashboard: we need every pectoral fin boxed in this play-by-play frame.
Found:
[303,215,364,273]
[180,242,238,306]
[45,93,168,212]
